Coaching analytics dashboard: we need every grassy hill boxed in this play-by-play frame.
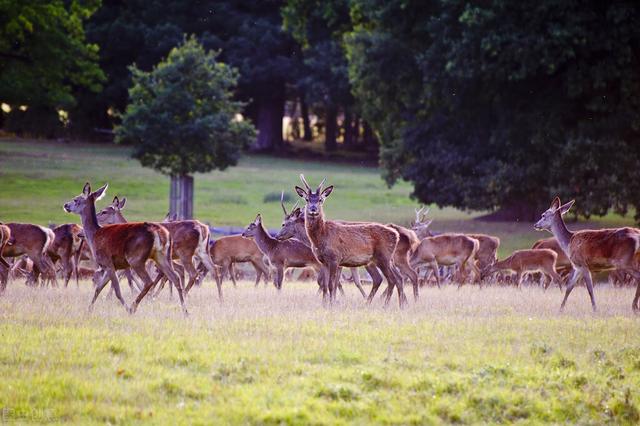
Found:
[0,137,635,256]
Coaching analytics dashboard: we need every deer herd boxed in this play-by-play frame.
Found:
[1,177,639,316]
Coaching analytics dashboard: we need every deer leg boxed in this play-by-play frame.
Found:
[515,271,523,289]
[327,263,340,303]
[88,270,110,311]
[365,265,384,304]
[560,268,582,311]
[274,265,284,290]
[250,260,263,287]
[106,269,128,309]
[227,263,238,288]
[349,267,367,298]
[397,261,419,301]
[581,269,597,312]
[379,260,406,308]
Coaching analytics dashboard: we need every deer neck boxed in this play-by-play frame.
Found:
[304,209,326,248]
[114,211,128,224]
[550,214,573,257]
[253,222,277,254]
[78,200,101,254]
[294,221,311,245]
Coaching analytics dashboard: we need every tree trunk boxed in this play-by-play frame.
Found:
[251,87,285,152]
[300,96,312,141]
[170,175,194,220]
[343,109,353,148]
[351,115,361,145]
[325,105,338,152]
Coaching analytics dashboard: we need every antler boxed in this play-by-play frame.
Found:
[280,190,288,215]
[317,177,326,192]
[300,174,311,191]
[291,200,299,211]
[414,206,424,223]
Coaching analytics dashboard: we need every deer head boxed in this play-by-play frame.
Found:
[242,214,262,238]
[294,174,333,218]
[96,195,127,225]
[276,207,304,241]
[411,206,433,238]
[534,197,575,232]
[63,182,108,215]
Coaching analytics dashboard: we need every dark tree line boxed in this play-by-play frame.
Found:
[2,0,640,221]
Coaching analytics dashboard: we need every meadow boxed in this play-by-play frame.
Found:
[0,137,634,256]
[1,281,639,425]
[1,137,640,425]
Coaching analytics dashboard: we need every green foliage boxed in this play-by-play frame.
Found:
[0,0,104,108]
[115,37,255,176]
[346,1,640,220]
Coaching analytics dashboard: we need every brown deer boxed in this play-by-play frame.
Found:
[409,234,480,287]
[193,235,271,291]
[96,197,221,299]
[242,214,328,291]
[531,237,573,277]
[294,175,406,306]
[47,224,84,287]
[467,234,500,271]
[2,223,58,287]
[481,249,563,289]
[0,224,11,290]
[412,207,434,239]
[63,182,187,315]
[277,194,368,298]
[534,197,640,311]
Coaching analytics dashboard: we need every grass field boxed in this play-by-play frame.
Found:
[1,137,635,257]
[0,281,639,424]
[2,137,640,424]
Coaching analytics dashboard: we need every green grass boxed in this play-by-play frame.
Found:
[0,282,639,424]
[2,137,636,257]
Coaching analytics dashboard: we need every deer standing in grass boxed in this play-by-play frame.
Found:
[1,223,58,287]
[295,175,406,306]
[409,234,480,287]
[242,214,328,291]
[194,236,271,291]
[481,249,563,289]
[47,224,84,287]
[534,197,640,311]
[64,183,187,315]
[96,196,221,300]
[0,224,11,291]
[276,194,367,298]
[531,237,572,277]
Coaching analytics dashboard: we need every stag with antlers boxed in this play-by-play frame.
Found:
[64,183,187,315]
[295,175,407,306]
[534,197,640,311]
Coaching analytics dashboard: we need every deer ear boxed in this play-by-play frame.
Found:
[321,185,334,198]
[550,197,561,210]
[255,214,261,223]
[295,186,307,198]
[559,199,575,215]
[119,197,126,209]
[82,182,91,197]
[112,196,119,206]
[92,183,108,202]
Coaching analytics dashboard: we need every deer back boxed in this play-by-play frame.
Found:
[569,227,640,269]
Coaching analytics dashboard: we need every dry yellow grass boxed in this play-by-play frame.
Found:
[1,279,639,424]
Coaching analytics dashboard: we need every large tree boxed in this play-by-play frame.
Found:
[346,0,640,221]
[81,0,296,150]
[0,0,104,134]
[115,37,255,219]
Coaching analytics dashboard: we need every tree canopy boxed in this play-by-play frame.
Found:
[0,0,104,108]
[346,0,640,220]
[115,37,255,176]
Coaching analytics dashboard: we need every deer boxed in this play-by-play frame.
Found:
[96,196,221,299]
[63,182,187,315]
[1,223,58,287]
[409,234,480,287]
[481,249,563,289]
[531,237,573,277]
[0,224,11,291]
[412,208,499,282]
[534,197,640,311]
[277,193,368,298]
[46,223,84,288]
[294,175,407,306]
[193,235,271,292]
[241,214,329,291]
